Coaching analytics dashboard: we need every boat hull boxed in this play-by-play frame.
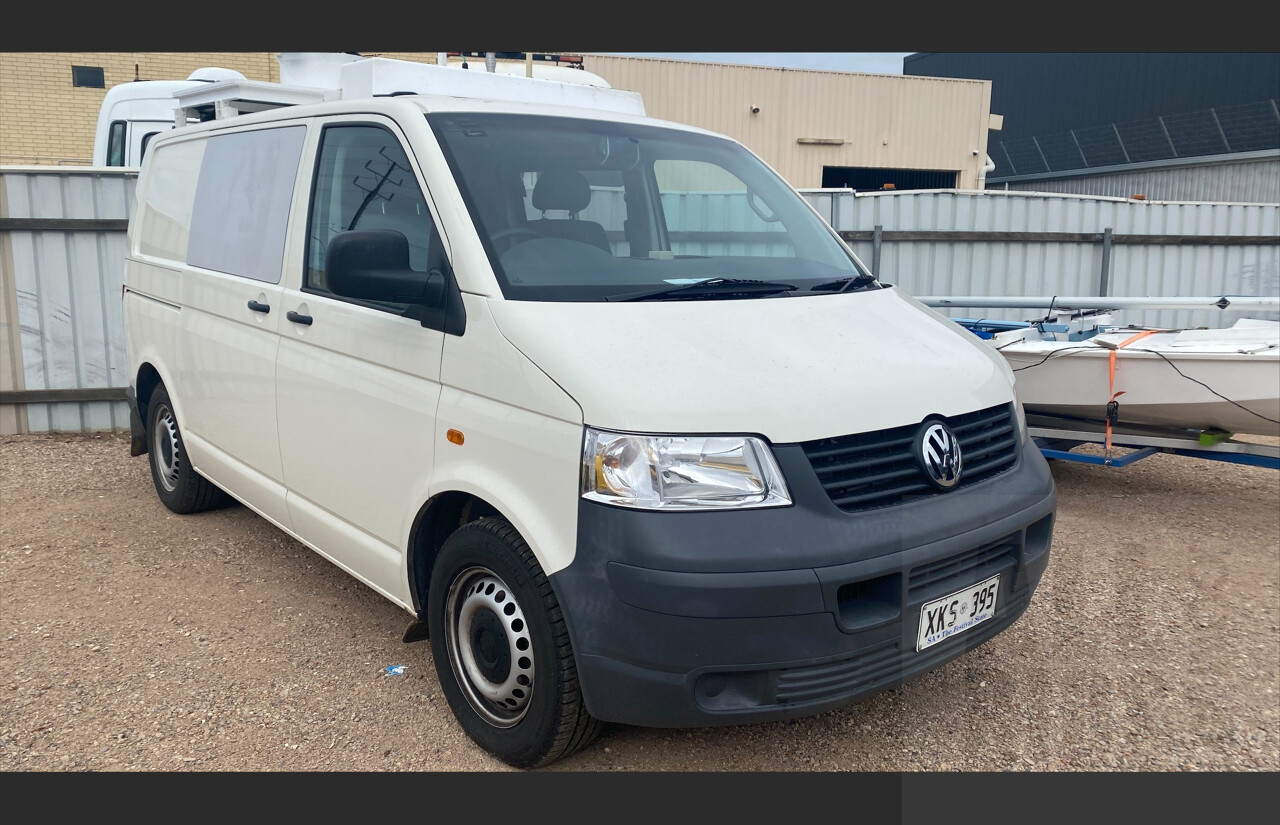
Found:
[997,329,1280,437]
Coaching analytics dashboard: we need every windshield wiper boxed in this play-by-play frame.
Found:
[607,277,798,303]
[809,274,882,293]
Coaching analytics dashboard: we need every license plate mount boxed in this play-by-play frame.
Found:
[916,574,1000,652]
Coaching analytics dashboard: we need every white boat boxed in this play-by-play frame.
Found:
[932,297,1280,438]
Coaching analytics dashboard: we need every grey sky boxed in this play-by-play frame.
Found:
[601,53,916,75]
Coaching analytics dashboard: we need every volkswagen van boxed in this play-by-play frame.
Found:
[122,64,1056,767]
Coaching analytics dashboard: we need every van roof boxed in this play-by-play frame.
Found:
[150,93,723,145]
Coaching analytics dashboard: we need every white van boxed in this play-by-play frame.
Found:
[122,66,1056,768]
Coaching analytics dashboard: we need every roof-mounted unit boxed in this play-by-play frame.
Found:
[169,55,644,128]
[172,79,337,125]
[338,58,644,116]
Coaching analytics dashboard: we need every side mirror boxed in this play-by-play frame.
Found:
[327,229,445,306]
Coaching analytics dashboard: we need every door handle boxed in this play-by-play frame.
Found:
[287,310,313,326]
[247,300,270,313]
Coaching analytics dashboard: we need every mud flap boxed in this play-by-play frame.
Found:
[127,386,147,457]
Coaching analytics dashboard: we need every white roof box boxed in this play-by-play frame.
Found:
[173,79,336,123]
[275,52,364,89]
[338,58,646,116]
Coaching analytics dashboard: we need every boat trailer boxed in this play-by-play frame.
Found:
[923,294,1280,472]
[1031,424,1280,470]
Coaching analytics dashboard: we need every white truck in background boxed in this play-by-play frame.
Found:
[92,52,616,167]
[91,67,247,167]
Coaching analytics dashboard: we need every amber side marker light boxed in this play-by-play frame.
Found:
[447,429,465,445]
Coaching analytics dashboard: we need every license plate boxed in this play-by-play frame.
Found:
[916,574,1000,652]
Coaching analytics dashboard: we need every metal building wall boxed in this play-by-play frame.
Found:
[0,168,135,434]
[802,188,1280,331]
[997,153,1280,204]
[583,54,994,189]
[902,53,1280,144]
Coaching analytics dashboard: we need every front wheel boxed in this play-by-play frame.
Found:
[427,517,601,768]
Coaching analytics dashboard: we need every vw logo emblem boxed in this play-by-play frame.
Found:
[916,421,963,490]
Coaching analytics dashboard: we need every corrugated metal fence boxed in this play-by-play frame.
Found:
[802,188,1280,331]
[2,167,1277,433]
[1,168,135,434]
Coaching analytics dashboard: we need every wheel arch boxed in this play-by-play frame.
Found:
[406,490,505,616]
[134,361,165,436]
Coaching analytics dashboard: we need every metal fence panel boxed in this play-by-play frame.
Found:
[802,188,1279,331]
[1,169,136,432]
[3,169,1277,433]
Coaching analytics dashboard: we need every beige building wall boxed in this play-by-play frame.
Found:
[0,52,281,165]
[2,52,995,189]
[0,52,477,166]
[580,54,995,189]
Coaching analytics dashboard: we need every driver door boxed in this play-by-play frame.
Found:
[274,117,447,601]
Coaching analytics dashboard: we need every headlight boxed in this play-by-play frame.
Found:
[1012,384,1029,444]
[581,427,792,510]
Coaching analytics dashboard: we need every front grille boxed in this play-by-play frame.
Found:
[907,534,1019,600]
[801,403,1020,512]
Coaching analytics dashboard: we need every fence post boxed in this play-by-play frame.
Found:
[872,224,882,277]
[1098,227,1113,296]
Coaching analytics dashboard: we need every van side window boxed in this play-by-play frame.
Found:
[106,120,126,167]
[305,124,437,311]
[186,126,307,283]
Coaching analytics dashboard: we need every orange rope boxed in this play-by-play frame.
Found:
[1106,329,1162,457]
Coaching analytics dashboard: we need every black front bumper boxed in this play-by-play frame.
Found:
[550,437,1056,728]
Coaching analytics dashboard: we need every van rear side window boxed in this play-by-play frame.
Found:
[186,126,306,283]
[106,120,126,167]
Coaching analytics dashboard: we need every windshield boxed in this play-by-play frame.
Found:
[426,112,877,302]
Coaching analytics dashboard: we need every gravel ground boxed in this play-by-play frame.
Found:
[1,431,1276,772]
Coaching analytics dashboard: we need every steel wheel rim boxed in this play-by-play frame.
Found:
[153,403,181,493]
[444,565,535,728]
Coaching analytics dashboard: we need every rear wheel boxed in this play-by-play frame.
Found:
[427,517,601,768]
[146,384,225,514]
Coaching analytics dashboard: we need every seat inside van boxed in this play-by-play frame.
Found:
[527,168,611,253]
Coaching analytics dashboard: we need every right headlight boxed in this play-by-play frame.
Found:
[581,427,792,510]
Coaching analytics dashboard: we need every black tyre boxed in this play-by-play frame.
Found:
[427,516,602,768]
[146,383,226,514]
